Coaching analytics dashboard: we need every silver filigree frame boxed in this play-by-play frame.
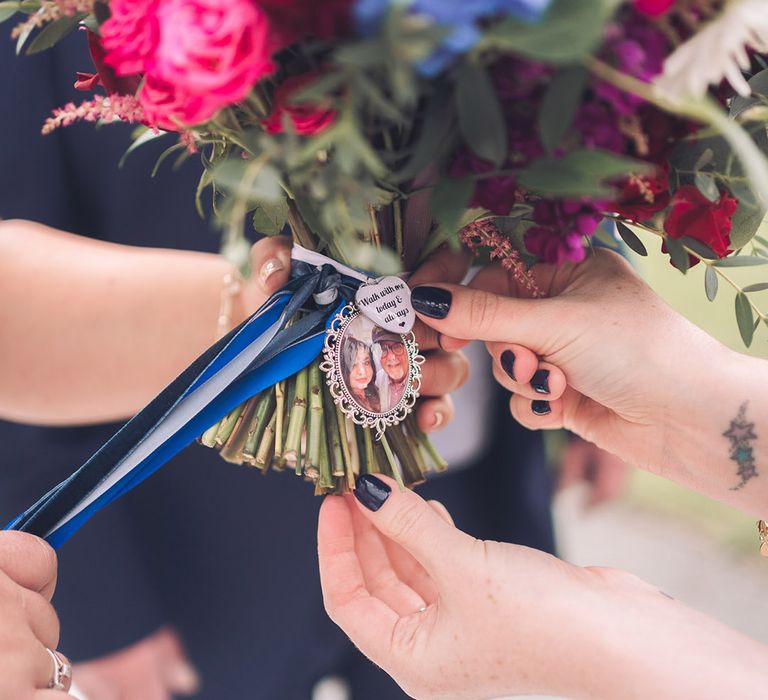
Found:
[320,303,424,438]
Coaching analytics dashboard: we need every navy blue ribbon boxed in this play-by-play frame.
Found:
[6,262,363,548]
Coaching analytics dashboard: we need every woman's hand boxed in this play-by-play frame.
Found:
[318,474,768,700]
[0,531,72,698]
[408,249,768,512]
[318,474,613,700]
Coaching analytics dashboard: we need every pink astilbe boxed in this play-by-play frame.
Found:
[11,0,94,40]
[459,219,542,298]
[42,94,146,134]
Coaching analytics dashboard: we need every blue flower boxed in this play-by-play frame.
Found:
[353,0,553,75]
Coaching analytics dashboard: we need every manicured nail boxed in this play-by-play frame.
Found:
[168,660,201,694]
[531,400,551,416]
[500,350,516,380]
[259,258,284,283]
[431,411,444,429]
[354,474,391,511]
[531,369,550,395]
[411,286,452,319]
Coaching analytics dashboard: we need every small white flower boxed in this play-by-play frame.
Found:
[653,0,768,103]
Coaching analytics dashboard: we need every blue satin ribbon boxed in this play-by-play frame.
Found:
[5,260,363,548]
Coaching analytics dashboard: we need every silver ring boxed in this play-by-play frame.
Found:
[45,648,72,691]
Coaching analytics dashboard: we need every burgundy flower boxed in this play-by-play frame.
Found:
[259,0,352,48]
[74,29,141,96]
[524,199,606,264]
[613,168,671,222]
[663,185,738,263]
[633,0,675,18]
[263,74,336,135]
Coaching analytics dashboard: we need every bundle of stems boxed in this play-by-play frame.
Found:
[198,204,448,492]
[198,355,447,494]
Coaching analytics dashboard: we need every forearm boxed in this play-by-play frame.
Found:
[656,345,768,518]
[0,219,253,425]
[581,573,768,700]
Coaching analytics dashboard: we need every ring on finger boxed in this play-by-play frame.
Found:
[45,648,72,691]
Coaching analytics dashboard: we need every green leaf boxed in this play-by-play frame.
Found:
[714,256,768,267]
[455,61,507,167]
[118,128,170,168]
[678,236,718,260]
[615,221,647,256]
[431,176,474,241]
[252,198,289,237]
[742,282,768,293]
[704,266,718,301]
[694,171,719,202]
[593,224,619,249]
[26,12,84,54]
[517,149,652,197]
[665,236,689,273]
[538,66,587,154]
[735,292,755,347]
[730,70,768,119]
[482,0,622,63]
[211,160,282,203]
[0,8,16,23]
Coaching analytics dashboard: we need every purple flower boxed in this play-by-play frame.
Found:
[524,227,586,264]
[524,198,607,263]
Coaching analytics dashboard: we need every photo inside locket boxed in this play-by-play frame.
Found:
[339,315,409,416]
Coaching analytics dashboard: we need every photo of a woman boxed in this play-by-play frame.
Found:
[340,332,381,414]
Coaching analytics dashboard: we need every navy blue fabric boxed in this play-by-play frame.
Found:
[0,32,554,698]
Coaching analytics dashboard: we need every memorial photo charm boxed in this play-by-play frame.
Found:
[320,303,424,437]
[355,276,415,334]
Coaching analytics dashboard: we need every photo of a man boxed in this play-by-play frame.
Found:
[372,327,409,413]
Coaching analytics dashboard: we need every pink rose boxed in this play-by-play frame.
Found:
[102,0,275,129]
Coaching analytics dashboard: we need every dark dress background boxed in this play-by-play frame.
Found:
[0,32,554,699]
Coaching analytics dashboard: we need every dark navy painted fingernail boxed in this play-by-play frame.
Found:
[531,400,551,416]
[500,350,516,380]
[411,286,452,319]
[354,474,391,511]
[531,369,550,395]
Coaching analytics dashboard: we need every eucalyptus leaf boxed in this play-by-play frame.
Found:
[26,12,84,54]
[456,61,507,167]
[0,7,16,23]
[735,292,755,346]
[730,70,768,119]
[615,221,647,256]
[538,67,588,154]
[714,256,768,267]
[118,128,170,168]
[518,149,651,197]
[212,160,282,203]
[742,282,768,293]
[252,198,289,236]
[431,176,474,241]
[593,224,620,249]
[704,266,718,301]
[678,236,718,260]
[481,0,622,63]
[694,172,719,202]
[665,236,689,273]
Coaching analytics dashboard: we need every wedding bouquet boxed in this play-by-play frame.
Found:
[4,0,768,540]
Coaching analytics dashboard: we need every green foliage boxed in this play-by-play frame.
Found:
[616,222,647,257]
[664,236,689,274]
[704,266,719,301]
[26,12,85,54]
[518,149,652,197]
[538,66,587,154]
[735,292,755,346]
[455,61,507,167]
[252,199,289,237]
[481,0,622,63]
[431,176,474,243]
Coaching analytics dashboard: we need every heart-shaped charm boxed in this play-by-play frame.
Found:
[355,276,415,334]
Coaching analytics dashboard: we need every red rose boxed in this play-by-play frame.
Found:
[102,0,274,130]
[263,75,336,136]
[633,0,675,17]
[613,168,671,222]
[663,185,738,261]
[259,0,352,48]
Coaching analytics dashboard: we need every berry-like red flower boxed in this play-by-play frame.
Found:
[263,74,336,136]
[664,185,738,261]
[633,0,675,17]
[614,168,671,222]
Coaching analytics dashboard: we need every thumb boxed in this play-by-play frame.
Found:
[352,474,469,576]
[410,283,555,350]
